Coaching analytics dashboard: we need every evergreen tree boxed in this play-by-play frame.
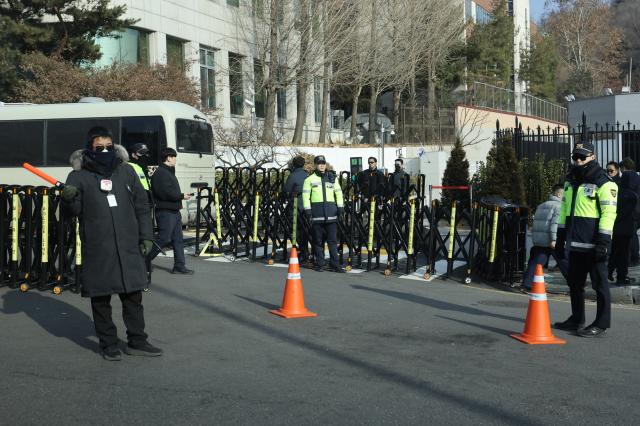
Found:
[480,135,525,204]
[0,0,135,100]
[519,32,561,101]
[465,0,515,88]
[441,138,470,210]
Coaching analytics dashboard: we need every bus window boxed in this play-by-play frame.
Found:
[0,120,45,167]
[176,119,213,154]
[46,118,120,166]
[121,116,167,165]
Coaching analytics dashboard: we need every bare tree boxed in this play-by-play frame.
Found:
[545,0,625,95]
[231,0,357,146]
[455,106,492,147]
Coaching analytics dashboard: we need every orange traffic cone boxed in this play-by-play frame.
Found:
[511,264,566,345]
[270,247,317,319]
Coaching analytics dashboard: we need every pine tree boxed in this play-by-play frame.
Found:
[481,135,525,204]
[0,1,135,100]
[441,138,470,210]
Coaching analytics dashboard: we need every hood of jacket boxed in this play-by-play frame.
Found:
[69,144,129,171]
[548,194,562,203]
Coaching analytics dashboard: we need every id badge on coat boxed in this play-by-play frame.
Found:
[107,194,117,207]
[583,185,595,197]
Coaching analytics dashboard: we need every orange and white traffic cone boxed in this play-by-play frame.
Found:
[511,264,566,345]
[270,247,317,319]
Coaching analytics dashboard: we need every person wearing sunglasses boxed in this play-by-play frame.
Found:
[554,141,617,337]
[60,126,161,360]
[356,156,386,201]
[606,161,621,182]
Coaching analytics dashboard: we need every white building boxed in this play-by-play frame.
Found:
[95,0,325,141]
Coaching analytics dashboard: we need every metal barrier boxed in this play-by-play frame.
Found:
[193,168,528,282]
[0,185,78,294]
[0,171,529,294]
[471,201,529,285]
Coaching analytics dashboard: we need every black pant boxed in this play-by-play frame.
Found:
[149,210,185,269]
[312,222,339,268]
[631,228,639,263]
[294,210,309,260]
[608,234,632,280]
[90,291,147,349]
[567,251,611,329]
[523,246,557,287]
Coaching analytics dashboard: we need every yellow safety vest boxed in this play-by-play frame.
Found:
[302,172,344,223]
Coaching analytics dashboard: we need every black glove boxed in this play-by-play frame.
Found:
[594,239,609,262]
[337,207,344,216]
[139,239,153,257]
[304,210,312,221]
[555,228,566,260]
[61,185,79,202]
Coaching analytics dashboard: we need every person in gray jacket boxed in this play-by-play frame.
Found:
[521,184,565,289]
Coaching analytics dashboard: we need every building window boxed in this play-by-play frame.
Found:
[465,0,472,22]
[314,78,322,124]
[476,5,492,25]
[200,47,216,109]
[508,0,514,17]
[276,68,287,120]
[254,60,266,118]
[227,0,239,7]
[229,53,244,116]
[94,28,149,67]
[167,36,185,69]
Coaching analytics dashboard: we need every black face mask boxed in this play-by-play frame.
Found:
[137,155,151,167]
[394,164,401,171]
[85,148,116,170]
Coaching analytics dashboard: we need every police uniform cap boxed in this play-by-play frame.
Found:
[314,155,327,165]
[572,141,595,156]
[130,143,150,156]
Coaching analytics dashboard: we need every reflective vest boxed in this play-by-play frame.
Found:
[302,172,344,223]
[129,162,150,191]
[558,173,617,251]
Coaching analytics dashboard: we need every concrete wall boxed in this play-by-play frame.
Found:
[568,96,616,129]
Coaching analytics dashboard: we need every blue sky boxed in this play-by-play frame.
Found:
[530,0,546,24]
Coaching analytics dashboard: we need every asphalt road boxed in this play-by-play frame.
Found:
[0,255,638,425]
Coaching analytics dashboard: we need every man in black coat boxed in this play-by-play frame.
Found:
[147,148,194,275]
[357,156,386,200]
[61,126,162,361]
[387,158,409,199]
[608,171,638,285]
[620,157,640,265]
[283,156,309,261]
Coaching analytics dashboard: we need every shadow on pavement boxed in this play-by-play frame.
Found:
[351,284,524,323]
[234,294,280,310]
[152,284,540,426]
[435,315,516,337]
[1,291,98,353]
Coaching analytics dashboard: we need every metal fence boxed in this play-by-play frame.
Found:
[496,114,640,167]
[466,81,567,124]
[397,106,456,146]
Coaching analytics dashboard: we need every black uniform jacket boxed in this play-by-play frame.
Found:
[151,163,183,211]
[283,167,308,212]
[62,146,153,298]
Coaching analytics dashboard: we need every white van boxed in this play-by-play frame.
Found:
[0,100,215,223]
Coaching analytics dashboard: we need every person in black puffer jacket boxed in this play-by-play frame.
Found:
[148,148,194,275]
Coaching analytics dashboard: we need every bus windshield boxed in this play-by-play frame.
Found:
[176,119,213,154]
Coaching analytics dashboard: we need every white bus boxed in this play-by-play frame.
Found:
[0,100,215,223]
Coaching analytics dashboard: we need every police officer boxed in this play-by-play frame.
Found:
[128,143,152,199]
[555,141,617,337]
[283,156,310,262]
[303,155,346,273]
[128,143,154,290]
